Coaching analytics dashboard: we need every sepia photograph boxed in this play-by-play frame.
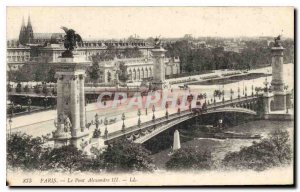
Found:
[5,6,295,186]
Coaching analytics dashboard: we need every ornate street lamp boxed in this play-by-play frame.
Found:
[243,81,245,96]
[145,107,148,115]
[104,117,108,139]
[92,113,102,130]
[214,95,216,105]
[218,118,223,130]
[137,109,141,127]
[8,117,12,138]
[165,102,169,119]
[177,99,181,114]
[238,86,240,99]
[245,86,247,97]
[263,77,268,92]
[121,113,125,132]
[44,96,48,109]
[230,89,234,101]
[10,101,14,117]
[27,97,32,113]
[222,89,225,103]
[255,87,259,97]
[152,105,156,121]
[252,85,254,97]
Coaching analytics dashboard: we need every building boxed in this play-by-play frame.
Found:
[96,56,180,83]
[7,16,181,81]
[6,40,30,70]
[7,16,152,70]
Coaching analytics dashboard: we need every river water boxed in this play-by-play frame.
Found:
[151,120,294,169]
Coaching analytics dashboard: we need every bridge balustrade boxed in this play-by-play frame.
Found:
[106,96,259,142]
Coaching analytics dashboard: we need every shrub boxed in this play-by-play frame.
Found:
[222,130,292,171]
[166,147,214,171]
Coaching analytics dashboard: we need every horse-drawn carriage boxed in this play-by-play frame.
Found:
[179,84,189,90]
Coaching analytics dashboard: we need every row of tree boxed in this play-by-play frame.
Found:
[7,134,155,173]
[8,63,56,83]
[165,39,294,73]
[7,129,292,173]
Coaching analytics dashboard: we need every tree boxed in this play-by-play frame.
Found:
[7,84,12,92]
[46,67,57,83]
[7,133,43,170]
[42,85,49,95]
[166,147,214,170]
[34,85,41,94]
[102,140,155,172]
[16,82,22,93]
[24,85,30,93]
[88,60,100,82]
[222,130,292,171]
[40,145,86,173]
[123,47,142,58]
[117,61,129,82]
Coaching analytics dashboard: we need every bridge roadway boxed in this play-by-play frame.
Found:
[105,96,259,143]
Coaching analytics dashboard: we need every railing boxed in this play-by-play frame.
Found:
[105,96,259,141]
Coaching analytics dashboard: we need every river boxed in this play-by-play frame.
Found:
[151,120,294,169]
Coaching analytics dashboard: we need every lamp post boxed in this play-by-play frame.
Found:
[44,96,48,109]
[8,117,12,138]
[230,88,234,101]
[27,97,32,113]
[104,117,108,139]
[243,81,245,96]
[165,102,169,119]
[152,105,155,121]
[8,102,14,138]
[213,94,216,105]
[177,98,181,114]
[121,113,125,132]
[252,85,254,97]
[245,86,247,97]
[85,99,87,126]
[222,85,225,103]
[238,86,240,99]
[10,101,14,117]
[263,77,268,92]
[93,113,101,130]
[137,109,141,127]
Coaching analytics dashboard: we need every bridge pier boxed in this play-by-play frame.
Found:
[52,55,91,149]
[151,40,168,90]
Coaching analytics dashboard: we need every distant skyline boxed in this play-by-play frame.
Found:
[7,7,294,40]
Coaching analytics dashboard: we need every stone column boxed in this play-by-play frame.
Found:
[271,45,286,111]
[152,47,167,90]
[271,46,284,92]
[79,74,85,132]
[53,55,91,149]
[56,76,63,132]
[70,75,80,137]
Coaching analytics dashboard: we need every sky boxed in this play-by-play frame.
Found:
[6,7,294,40]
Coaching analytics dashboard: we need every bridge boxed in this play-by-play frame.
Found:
[104,96,260,144]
